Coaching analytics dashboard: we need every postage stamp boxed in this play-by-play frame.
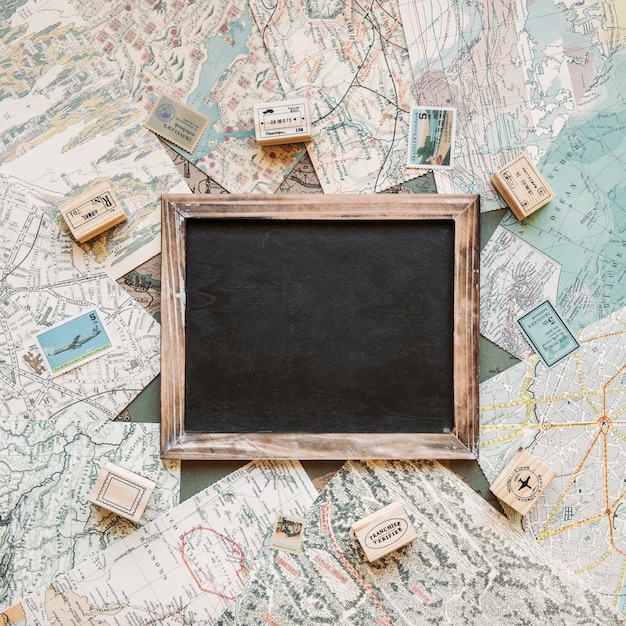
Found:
[407,106,456,168]
[269,513,307,555]
[516,300,580,367]
[144,94,210,153]
[35,309,114,376]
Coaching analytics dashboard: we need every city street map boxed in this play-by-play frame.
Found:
[0,175,161,421]
[480,306,626,612]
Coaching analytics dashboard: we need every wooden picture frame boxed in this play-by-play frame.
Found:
[160,194,479,460]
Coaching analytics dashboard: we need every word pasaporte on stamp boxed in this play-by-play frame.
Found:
[407,106,456,169]
[144,94,210,153]
[35,308,114,376]
[517,300,580,367]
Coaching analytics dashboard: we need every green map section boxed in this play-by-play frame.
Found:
[501,49,626,335]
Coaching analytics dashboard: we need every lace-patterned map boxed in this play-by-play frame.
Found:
[249,0,421,194]
[217,460,625,625]
[0,0,188,279]
[399,0,626,211]
[0,418,180,610]
[0,460,316,625]
[480,306,626,613]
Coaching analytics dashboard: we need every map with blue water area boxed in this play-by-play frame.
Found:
[399,0,626,210]
[482,47,626,359]
[74,0,304,193]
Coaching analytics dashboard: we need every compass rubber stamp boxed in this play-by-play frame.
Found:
[490,448,556,516]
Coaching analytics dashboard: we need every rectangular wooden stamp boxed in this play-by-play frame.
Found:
[352,501,417,562]
[489,448,556,516]
[59,182,127,244]
[491,153,555,220]
[88,461,156,523]
[144,93,210,153]
[253,99,312,146]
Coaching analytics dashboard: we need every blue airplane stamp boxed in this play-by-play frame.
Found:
[36,309,113,376]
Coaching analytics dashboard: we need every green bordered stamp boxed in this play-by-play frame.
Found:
[35,308,114,376]
[517,300,580,367]
[407,106,456,169]
[144,94,210,153]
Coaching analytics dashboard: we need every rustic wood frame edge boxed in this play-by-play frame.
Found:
[160,193,480,460]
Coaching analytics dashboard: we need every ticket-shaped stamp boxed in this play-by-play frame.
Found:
[517,300,580,367]
[144,94,210,153]
[59,182,126,243]
[407,106,456,168]
[35,309,114,376]
[269,513,306,555]
[253,99,312,146]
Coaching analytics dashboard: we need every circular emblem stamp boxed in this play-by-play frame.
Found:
[506,465,542,502]
[156,103,176,123]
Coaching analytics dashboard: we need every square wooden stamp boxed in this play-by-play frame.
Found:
[491,153,555,220]
[489,448,556,516]
[352,501,418,562]
[59,182,127,243]
[88,461,156,523]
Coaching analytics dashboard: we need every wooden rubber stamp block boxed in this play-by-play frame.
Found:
[489,448,556,516]
[60,182,127,243]
[491,153,555,220]
[88,461,156,523]
[253,99,312,146]
[352,501,417,562]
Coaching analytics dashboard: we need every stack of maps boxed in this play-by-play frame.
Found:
[1,0,626,622]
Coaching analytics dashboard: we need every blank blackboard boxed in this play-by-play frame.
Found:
[185,219,454,434]
[160,194,479,460]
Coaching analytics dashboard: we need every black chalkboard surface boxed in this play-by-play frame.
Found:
[185,219,454,434]
[161,194,479,460]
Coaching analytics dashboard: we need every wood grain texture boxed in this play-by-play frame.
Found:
[160,194,479,460]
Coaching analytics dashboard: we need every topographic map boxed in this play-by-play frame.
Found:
[481,46,626,358]
[217,460,625,625]
[399,0,625,211]
[249,0,421,194]
[0,0,187,278]
[0,418,180,610]
[480,306,626,613]
[0,460,316,624]
[73,0,305,194]
[0,175,160,420]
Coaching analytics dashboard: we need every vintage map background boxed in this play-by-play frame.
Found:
[1,0,626,621]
